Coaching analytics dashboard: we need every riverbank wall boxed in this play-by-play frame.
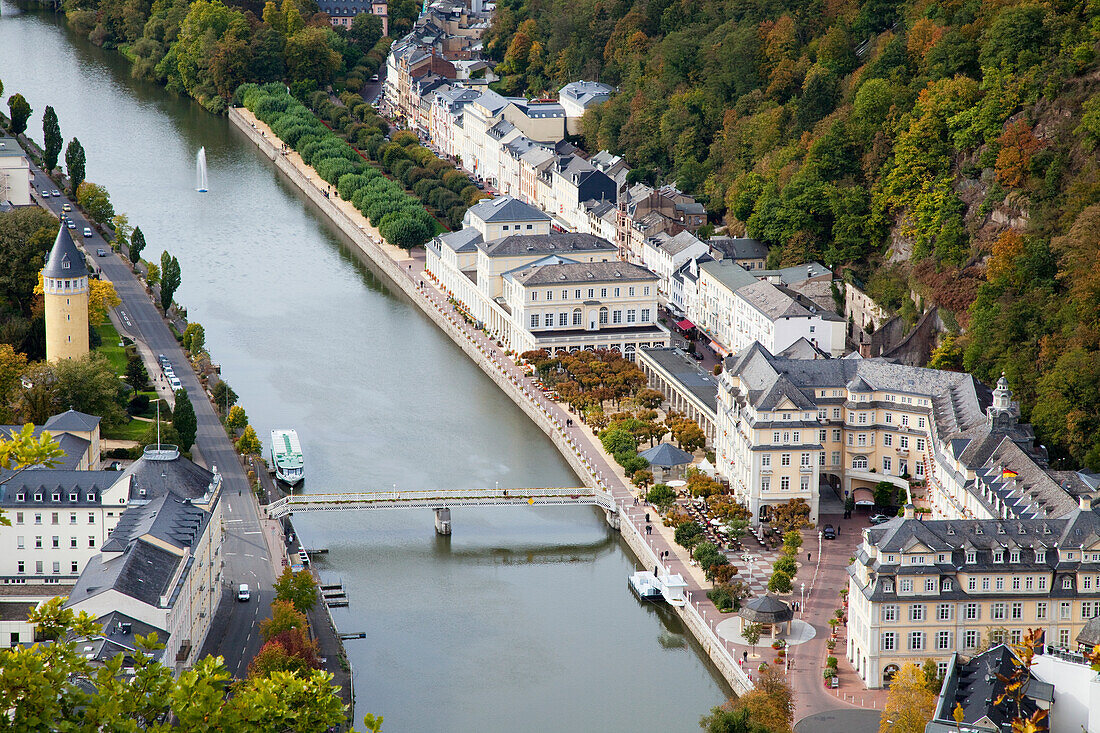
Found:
[228,107,751,697]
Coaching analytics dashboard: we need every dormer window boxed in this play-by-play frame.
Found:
[1063,577,1073,589]
[993,550,1004,563]
[87,493,95,502]
[884,580,894,593]
[966,551,976,563]
[34,493,42,502]
[886,554,896,564]
[942,579,952,591]
[1036,550,1046,563]
[975,526,983,535]
[52,493,60,502]
[15,493,24,502]
[69,493,77,502]
[937,554,947,563]
[998,525,1006,534]
[1010,550,1021,563]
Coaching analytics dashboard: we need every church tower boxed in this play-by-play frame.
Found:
[43,224,90,362]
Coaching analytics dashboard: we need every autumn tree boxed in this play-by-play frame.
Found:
[75,181,115,224]
[226,404,248,432]
[995,119,1041,188]
[236,424,261,455]
[88,279,121,325]
[262,600,309,641]
[274,567,318,613]
[770,498,811,533]
[880,663,936,733]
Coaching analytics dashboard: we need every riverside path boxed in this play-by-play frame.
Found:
[29,165,277,677]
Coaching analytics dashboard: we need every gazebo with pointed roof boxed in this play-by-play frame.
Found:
[739,593,794,639]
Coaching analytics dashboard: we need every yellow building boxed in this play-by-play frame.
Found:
[43,225,89,362]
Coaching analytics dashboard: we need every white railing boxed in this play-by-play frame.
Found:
[265,487,615,518]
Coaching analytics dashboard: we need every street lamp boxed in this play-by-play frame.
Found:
[800,582,806,618]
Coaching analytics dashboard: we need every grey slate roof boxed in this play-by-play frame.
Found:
[466,196,550,223]
[437,228,483,253]
[0,470,119,507]
[43,225,88,279]
[638,442,693,467]
[739,594,793,623]
[101,492,210,553]
[0,424,90,471]
[44,409,101,433]
[698,258,757,292]
[480,232,616,257]
[709,237,768,261]
[755,261,831,285]
[70,539,181,607]
[637,347,719,413]
[775,337,828,360]
[509,260,657,286]
[930,646,1052,733]
[558,81,614,107]
[117,450,219,503]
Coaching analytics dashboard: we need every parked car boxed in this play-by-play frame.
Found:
[82,227,92,238]
[370,74,379,81]
[52,190,60,197]
[40,189,50,198]
[96,248,107,257]
[66,220,76,229]
[869,514,892,525]
[237,584,250,602]
[823,524,836,540]
[62,203,72,212]
[689,351,704,361]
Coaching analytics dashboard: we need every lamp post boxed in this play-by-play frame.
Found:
[800,582,806,618]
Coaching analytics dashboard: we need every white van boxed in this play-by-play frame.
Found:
[237,584,250,602]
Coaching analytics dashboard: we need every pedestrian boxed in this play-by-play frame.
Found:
[808,552,812,562]
[645,513,650,523]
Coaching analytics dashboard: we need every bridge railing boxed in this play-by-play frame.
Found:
[264,487,615,518]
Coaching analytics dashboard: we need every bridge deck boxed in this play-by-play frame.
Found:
[264,487,615,518]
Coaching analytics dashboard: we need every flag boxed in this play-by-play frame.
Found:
[1002,468,1018,479]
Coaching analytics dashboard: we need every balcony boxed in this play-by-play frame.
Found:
[799,465,814,473]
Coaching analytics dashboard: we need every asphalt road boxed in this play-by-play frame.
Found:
[30,169,277,676]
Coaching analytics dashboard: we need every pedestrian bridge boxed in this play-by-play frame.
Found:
[264,487,619,534]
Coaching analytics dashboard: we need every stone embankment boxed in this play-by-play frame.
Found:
[228,107,752,696]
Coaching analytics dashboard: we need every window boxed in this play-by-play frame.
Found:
[781,453,791,467]
[52,562,59,574]
[900,579,914,594]
[832,429,841,442]
[641,309,650,322]
[832,408,841,419]
[800,453,811,467]
[782,432,791,443]
[883,457,892,473]
[1059,629,1070,647]
[1063,577,1073,590]
[87,513,94,524]
[626,309,636,324]
[819,452,826,466]
[942,578,952,591]
[847,433,854,446]
[761,477,770,492]
[71,561,78,573]
[15,512,22,525]
[908,631,925,650]
[982,577,990,590]
[1038,576,1048,590]
[901,414,909,427]
[614,288,620,298]
[52,536,59,549]
[531,291,538,301]
[1060,601,1072,619]
[558,312,568,326]
[772,431,781,443]
[852,456,868,470]
[574,290,581,299]
[69,513,76,525]
[545,290,553,301]
[587,289,594,299]
[16,536,23,549]
[992,603,1007,620]
[792,431,800,443]
[761,454,771,468]
[530,314,539,328]
[51,512,58,524]
[628,287,635,297]
[965,603,979,620]
[780,477,790,491]
[883,434,893,447]
[909,604,925,621]
[925,578,937,592]
[880,632,897,651]
[643,287,650,296]
[1085,576,1095,590]
[994,550,1004,563]
[916,438,925,451]
[88,537,95,548]
[612,310,622,324]
[885,413,893,424]
[544,313,553,327]
[883,580,894,592]
[819,429,827,442]
[800,476,810,492]
[831,451,840,465]
[17,561,24,574]
[882,605,898,622]
[1025,576,1034,590]
[936,631,952,650]
[573,309,582,326]
[1036,602,1047,620]
[69,537,77,549]
[34,537,42,549]
[600,288,607,298]
[995,577,1005,590]
[858,412,867,424]
[900,435,909,449]
[1010,602,1024,619]
[937,604,952,621]
[964,630,978,649]
[599,308,608,324]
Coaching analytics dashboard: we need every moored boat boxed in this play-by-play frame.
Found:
[270,429,304,485]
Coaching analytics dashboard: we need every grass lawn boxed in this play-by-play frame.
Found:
[95,321,128,374]
[102,417,152,442]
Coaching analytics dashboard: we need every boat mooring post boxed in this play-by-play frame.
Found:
[434,507,452,535]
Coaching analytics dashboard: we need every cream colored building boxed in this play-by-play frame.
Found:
[847,502,1100,688]
[716,345,1081,527]
[43,225,90,362]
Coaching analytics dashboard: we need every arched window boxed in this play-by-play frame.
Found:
[598,307,608,325]
[572,308,582,326]
[852,455,868,470]
[883,664,900,687]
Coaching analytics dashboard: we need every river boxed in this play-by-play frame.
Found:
[0,4,729,729]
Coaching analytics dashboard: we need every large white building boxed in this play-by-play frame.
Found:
[65,445,224,671]
[0,136,33,207]
[427,196,670,357]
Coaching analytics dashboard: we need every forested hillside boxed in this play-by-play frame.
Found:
[485,0,1100,470]
[58,0,411,111]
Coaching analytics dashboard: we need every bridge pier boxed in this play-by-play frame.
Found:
[434,507,452,535]
[604,508,620,531]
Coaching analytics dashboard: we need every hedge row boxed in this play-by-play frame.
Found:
[237,83,433,249]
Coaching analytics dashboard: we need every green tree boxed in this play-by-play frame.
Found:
[159,251,181,312]
[6,94,31,135]
[349,12,383,52]
[212,380,238,413]
[65,138,86,194]
[42,106,62,171]
[54,353,126,427]
[182,322,206,353]
[236,424,261,455]
[226,404,248,432]
[284,27,341,86]
[874,481,898,507]
[124,353,149,390]
[674,520,704,549]
[768,569,793,593]
[740,622,763,655]
[261,600,309,641]
[75,181,115,224]
[172,388,197,451]
[109,213,132,250]
[274,567,318,613]
[141,419,180,448]
[129,225,146,264]
[646,483,676,508]
[0,206,57,311]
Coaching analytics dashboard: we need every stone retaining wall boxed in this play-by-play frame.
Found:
[229,108,751,696]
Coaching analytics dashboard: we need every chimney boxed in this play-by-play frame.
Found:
[1080,495,1093,512]
[903,504,915,520]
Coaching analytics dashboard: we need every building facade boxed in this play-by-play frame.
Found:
[848,502,1100,689]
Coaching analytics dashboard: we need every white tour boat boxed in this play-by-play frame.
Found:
[270,429,304,485]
